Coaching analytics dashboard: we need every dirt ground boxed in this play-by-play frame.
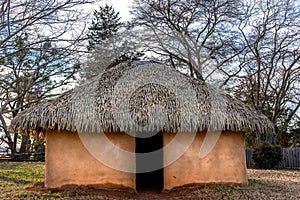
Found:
[26,169,299,200]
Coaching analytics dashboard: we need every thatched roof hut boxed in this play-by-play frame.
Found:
[12,62,272,134]
[11,62,273,191]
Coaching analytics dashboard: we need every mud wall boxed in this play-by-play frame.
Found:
[45,130,135,190]
[163,131,247,190]
[45,130,247,190]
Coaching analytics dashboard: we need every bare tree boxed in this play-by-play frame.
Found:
[131,0,244,82]
[0,0,92,155]
[131,0,300,146]
[234,0,300,145]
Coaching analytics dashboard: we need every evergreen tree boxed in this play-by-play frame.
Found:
[83,4,145,80]
[88,4,122,50]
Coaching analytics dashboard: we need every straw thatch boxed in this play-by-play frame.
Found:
[11,62,274,134]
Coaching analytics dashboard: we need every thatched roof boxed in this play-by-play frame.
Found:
[11,62,274,134]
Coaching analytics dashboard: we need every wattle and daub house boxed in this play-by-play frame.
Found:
[11,62,273,191]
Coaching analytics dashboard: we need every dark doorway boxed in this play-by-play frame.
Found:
[136,130,163,191]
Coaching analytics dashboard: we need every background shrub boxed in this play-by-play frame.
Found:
[253,142,283,169]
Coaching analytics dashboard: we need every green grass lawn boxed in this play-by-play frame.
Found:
[0,161,63,199]
[0,161,299,199]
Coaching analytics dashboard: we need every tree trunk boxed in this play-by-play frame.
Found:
[19,134,31,153]
[12,133,18,155]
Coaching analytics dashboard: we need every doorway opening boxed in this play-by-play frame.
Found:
[136,130,163,191]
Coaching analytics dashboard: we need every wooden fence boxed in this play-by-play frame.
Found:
[246,148,300,169]
[0,152,45,162]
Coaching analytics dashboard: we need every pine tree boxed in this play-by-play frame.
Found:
[83,4,145,80]
[87,4,122,50]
